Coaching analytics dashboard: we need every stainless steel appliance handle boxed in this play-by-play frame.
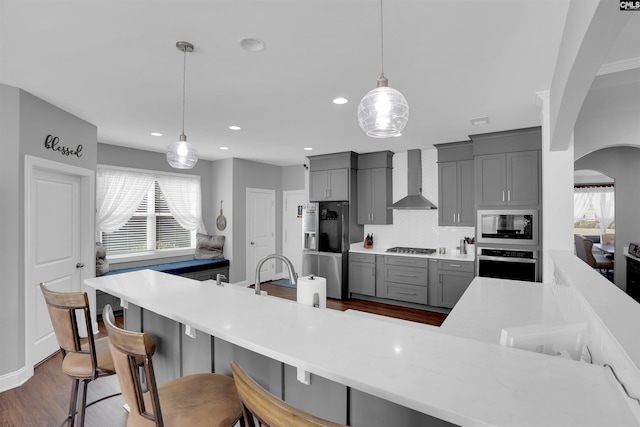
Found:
[477,255,537,264]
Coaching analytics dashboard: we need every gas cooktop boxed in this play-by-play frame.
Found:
[386,247,436,255]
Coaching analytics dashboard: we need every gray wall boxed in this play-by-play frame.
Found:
[282,164,305,191]
[231,159,284,282]
[575,146,640,290]
[0,84,98,377]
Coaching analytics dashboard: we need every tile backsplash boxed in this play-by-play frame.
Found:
[363,149,475,250]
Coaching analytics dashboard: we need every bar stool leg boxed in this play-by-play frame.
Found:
[78,379,90,427]
[66,378,80,427]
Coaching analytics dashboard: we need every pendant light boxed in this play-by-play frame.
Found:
[357,0,409,138]
[167,41,198,169]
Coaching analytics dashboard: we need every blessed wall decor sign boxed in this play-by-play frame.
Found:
[44,134,83,158]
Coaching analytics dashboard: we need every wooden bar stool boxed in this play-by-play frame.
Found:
[40,283,119,427]
[102,304,243,427]
[230,361,347,427]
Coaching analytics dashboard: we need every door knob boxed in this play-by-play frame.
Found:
[250,241,255,245]
[76,263,84,268]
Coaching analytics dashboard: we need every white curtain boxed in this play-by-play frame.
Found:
[593,187,615,235]
[96,168,154,233]
[573,186,615,235]
[573,190,592,222]
[156,174,206,233]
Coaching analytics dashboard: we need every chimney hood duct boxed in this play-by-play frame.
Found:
[388,149,437,210]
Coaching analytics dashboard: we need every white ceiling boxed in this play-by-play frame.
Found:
[0,0,630,167]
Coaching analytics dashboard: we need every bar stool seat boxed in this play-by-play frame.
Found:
[102,304,242,427]
[62,338,114,377]
[141,374,241,426]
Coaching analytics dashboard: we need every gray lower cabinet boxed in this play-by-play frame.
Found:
[381,256,428,304]
[309,169,349,201]
[438,160,474,226]
[434,260,474,308]
[349,253,376,296]
[475,150,539,207]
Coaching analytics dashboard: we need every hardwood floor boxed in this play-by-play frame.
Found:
[0,285,447,426]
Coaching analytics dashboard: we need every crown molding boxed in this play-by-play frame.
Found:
[597,57,640,76]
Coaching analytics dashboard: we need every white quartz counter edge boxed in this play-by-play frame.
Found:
[349,245,475,262]
[85,270,636,427]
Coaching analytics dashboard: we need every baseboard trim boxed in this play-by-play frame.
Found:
[0,365,30,393]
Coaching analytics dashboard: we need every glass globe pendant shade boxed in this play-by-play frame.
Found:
[358,76,409,138]
[166,134,198,169]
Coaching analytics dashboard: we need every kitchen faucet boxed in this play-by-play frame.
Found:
[254,254,298,295]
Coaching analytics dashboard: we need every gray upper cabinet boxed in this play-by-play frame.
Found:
[471,127,541,208]
[310,169,349,201]
[438,160,474,226]
[475,151,539,207]
[308,151,358,202]
[435,141,474,226]
[356,151,393,225]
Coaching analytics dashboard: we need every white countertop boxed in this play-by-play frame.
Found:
[441,278,565,343]
[350,243,475,262]
[86,270,637,426]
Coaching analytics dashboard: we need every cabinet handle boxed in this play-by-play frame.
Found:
[396,273,417,278]
[449,264,461,268]
[508,190,511,201]
[453,213,456,223]
[396,291,417,296]
[371,213,374,222]
[502,191,505,201]
[457,213,460,223]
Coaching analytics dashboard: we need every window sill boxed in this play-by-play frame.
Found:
[108,248,195,266]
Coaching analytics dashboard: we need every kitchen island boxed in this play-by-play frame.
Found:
[85,250,640,426]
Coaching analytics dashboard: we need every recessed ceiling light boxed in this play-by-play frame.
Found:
[304,147,313,151]
[470,116,490,126]
[151,132,163,136]
[229,125,241,131]
[240,37,266,52]
[220,147,229,150]
[333,97,348,105]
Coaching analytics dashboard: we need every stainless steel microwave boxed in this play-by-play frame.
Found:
[477,209,538,245]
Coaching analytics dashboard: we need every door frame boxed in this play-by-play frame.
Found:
[282,190,305,278]
[246,188,276,286]
[24,155,95,377]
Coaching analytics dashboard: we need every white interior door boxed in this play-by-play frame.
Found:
[247,188,275,286]
[26,157,94,371]
[283,190,305,277]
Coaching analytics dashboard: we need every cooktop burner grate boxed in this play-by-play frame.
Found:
[386,247,436,255]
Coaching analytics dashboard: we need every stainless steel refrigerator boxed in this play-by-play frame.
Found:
[302,201,353,299]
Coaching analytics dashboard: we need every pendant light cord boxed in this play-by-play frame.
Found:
[380,0,385,77]
[181,46,187,136]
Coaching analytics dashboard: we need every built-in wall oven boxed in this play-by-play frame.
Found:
[477,247,538,282]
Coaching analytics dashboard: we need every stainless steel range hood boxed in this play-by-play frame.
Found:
[388,149,437,210]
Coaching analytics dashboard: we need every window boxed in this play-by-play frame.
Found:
[573,185,615,238]
[96,166,204,259]
[101,182,195,256]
